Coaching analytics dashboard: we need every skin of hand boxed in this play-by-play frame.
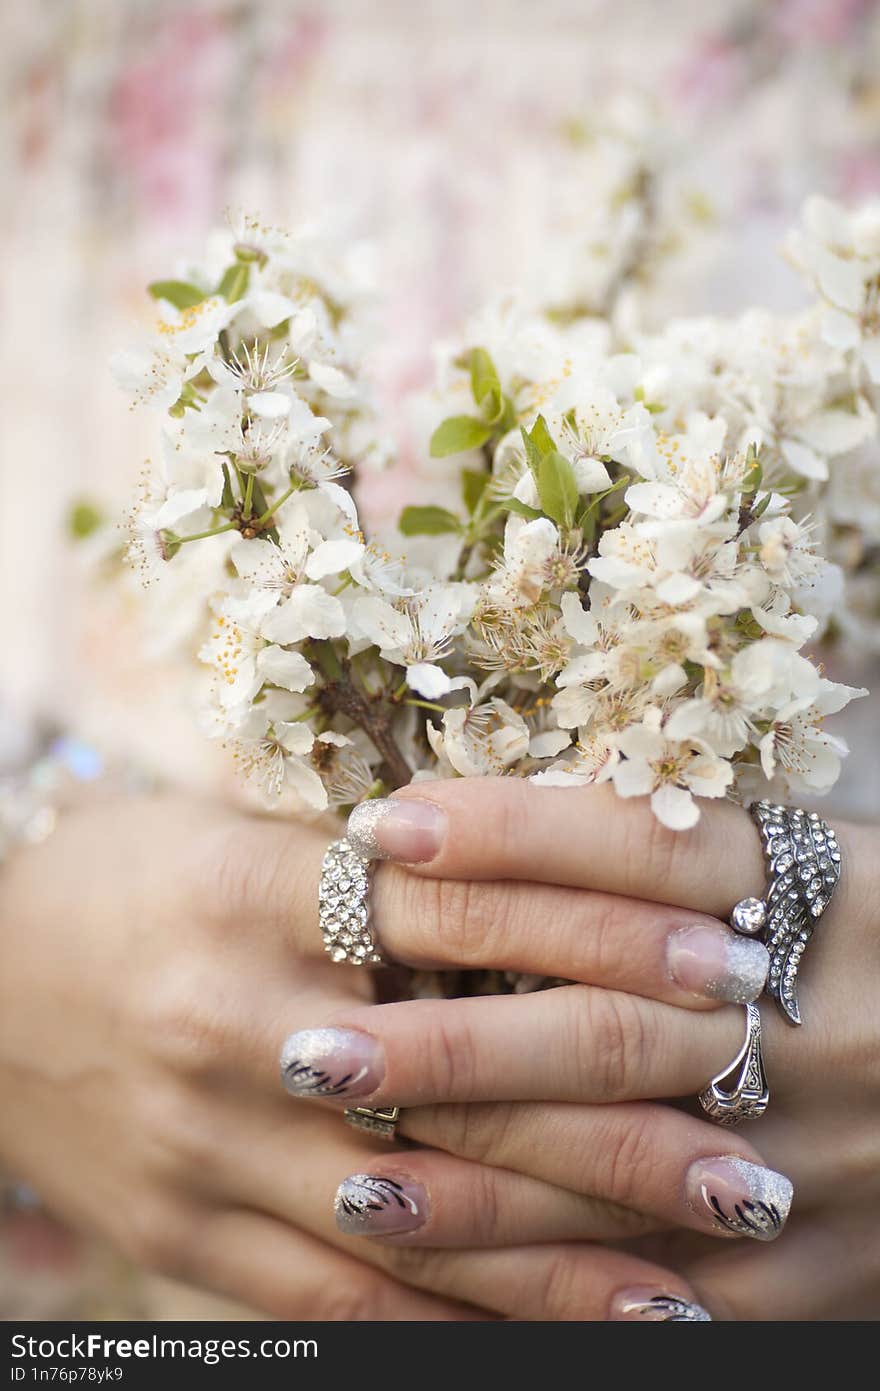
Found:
[0,792,717,1323]
[281,778,880,1321]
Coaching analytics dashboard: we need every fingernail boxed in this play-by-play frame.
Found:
[334,1174,427,1236]
[667,924,769,1004]
[347,797,447,863]
[279,1027,383,1100]
[610,1287,712,1321]
[686,1156,793,1241]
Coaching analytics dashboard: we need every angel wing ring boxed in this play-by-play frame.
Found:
[729,801,841,1026]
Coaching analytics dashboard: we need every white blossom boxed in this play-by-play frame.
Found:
[114,203,872,832]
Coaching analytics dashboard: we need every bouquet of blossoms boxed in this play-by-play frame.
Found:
[111,201,879,837]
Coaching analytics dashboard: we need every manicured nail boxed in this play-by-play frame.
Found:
[686,1156,793,1241]
[279,1027,383,1100]
[347,797,447,863]
[667,924,769,1004]
[610,1287,712,1321]
[334,1174,427,1236]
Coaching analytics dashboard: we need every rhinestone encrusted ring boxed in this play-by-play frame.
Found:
[729,801,841,1026]
[318,837,386,967]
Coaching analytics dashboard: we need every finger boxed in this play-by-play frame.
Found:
[281,985,749,1107]
[224,1099,658,1248]
[371,1241,714,1322]
[373,869,769,1009]
[210,1107,713,1321]
[147,952,377,1101]
[188,1207,482,1320]
[402,1099,794,1243]
[192,812,328,958]
[219,804,770,1009]
[684,1208,879,1320]
[346,779,863,925]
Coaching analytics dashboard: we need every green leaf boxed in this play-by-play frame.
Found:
[521,414,558,477]
[398,505,463,536]
[462,468,490,515]
[469,347,503,423]
[502,496,543,522]
[429,415,493,457]
[750,492,772,521]
[67,499,104,539]
[537,451,579,528]
[217,263,250,303]
[148,280,206,311]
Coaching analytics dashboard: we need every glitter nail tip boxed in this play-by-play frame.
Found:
[346,799,392,859]
[334,1174,426,1236]
[689,1155,794,1242]
[611,1289,713,1322]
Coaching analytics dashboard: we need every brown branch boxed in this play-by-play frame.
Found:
[318,666,412,789]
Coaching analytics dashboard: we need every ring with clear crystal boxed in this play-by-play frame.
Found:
[318,837,387,967]
[729,801,841,1026]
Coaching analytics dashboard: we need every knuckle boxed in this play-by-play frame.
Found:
[585,896,629,982]
[138,1081,224,1183]
[452,1102,512,1165]
[413,1101,516,1167]
[419,1002,478,1101]
[193,823,250,924]
[572,988,650,1100]
[195,822,286,932]
[115,1200,196,1278]
[629,802,689,900]
[392,874,507,967]
[466,1161,503,1244]
[535,1248,585,1319]
[139,959,239,1082]
[602,1110,660,1210]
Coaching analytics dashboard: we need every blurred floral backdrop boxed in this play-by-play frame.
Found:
[3,0,880,1319]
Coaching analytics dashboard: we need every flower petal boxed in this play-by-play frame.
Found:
[406,662,453,698]
[651,783,700,830]
[256,645,315,693]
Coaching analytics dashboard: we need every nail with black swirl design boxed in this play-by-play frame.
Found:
[334,1174,427,1236]
[686,1156,793,1242]
[610,1287,712,1321]
[279,1027,384,1100]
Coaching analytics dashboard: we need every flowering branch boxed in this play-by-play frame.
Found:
[110,199,876,827]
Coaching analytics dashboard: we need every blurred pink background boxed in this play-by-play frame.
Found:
[2,0,880,1318]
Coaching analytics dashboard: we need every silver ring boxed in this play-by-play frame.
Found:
[318,837,386,967]
[698,1002,769,1126]
[344,1105,401,1140]
[730,801,841,1025]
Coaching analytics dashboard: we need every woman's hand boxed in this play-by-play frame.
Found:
[284,779,879,1320]
[0,791,718,1322]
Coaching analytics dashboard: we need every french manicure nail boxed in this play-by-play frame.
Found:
[279,1027,384,1100]
[347,797,447,863]
[667,924,769,1004]
[686,1155,793,1241]
[334,1174,427,1236]
[610,1287,712,1321]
